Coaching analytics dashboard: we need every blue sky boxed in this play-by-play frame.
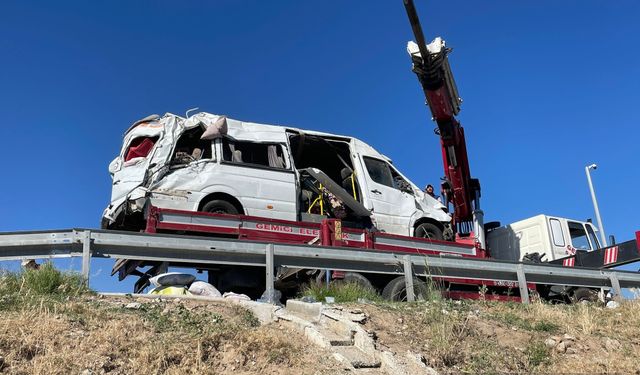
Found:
[1,1,639,292]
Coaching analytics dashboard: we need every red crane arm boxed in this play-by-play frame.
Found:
[403,0,480,232]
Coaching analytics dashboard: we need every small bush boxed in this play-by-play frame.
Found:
[532,320,560,333]
[301,281,381,303]
[0,262,91,309]
[526,341,549,367]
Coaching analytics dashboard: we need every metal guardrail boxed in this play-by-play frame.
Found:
[1,228,638,303]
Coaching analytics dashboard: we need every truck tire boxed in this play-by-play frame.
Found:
[414,222,444,241]
[332,272,375,291]
[202,199,239,215]
[484,221,501,232]
[571,287,597,303]
[382,276,430,302]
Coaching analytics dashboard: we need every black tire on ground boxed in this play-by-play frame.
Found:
[382,276,431,302]
[571,287,598,303]
[201,199,240,215]
[331,272,375,291]
[414,222,444,241]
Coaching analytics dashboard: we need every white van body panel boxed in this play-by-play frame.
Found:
[104,112,451,236]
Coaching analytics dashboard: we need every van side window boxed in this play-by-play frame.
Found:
[586,225,600,250]
[568,221,591,250]
[222,139,287,169]
[171,127,212,166]
[363,157,394,187]
[549,218,565,247]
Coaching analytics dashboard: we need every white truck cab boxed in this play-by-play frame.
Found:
[486,215,601,262]
[102,112,453,240]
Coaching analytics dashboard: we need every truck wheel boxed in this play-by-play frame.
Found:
[571,287,597,303]
[202,199,239,215]
[414,223,444,241]
[332,272,375,291]
[382,276,430,302]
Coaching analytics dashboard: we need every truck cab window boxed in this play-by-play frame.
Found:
[568,221,591,250]
[222,139,286,169]
[586,225,601,250]
[549,218,565,247]
[363,157,394,188]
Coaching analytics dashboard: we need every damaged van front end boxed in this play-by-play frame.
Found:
[102,113,185,230]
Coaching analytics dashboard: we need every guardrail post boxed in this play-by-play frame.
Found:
[265,244,275,304]
[608,271,622,299]
[403,255,415,302]
[81,230,91,286]
[516,263,529,304]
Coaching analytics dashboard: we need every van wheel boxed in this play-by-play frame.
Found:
[382,276,430,302]
[414,222,444,241]
[202,200,239,215]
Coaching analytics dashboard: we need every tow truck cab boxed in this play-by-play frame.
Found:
[486,215,601,262]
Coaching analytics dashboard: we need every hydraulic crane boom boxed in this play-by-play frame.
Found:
[402,0,483,245]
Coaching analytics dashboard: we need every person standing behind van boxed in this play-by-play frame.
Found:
[424,184,441,202]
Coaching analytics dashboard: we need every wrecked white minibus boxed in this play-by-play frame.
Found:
[102,112,453,240]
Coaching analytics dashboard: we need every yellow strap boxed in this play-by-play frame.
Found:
[319,183,324,215]
[307,183,325,215]
[350,173,357,200]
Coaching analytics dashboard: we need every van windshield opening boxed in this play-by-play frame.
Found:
[171,127,212,166]
[125,136,158,162]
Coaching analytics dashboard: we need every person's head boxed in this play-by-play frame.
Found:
[425,184,434,194]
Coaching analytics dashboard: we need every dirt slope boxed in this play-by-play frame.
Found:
[360,299,640,374]
[0,296,343,375]
[0,295,638,374]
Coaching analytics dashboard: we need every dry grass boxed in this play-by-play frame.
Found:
[361,298,640,374]
[0,297,343,375]
[2,265,639,374]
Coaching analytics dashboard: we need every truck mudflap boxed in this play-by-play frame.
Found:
[551,234,640,269]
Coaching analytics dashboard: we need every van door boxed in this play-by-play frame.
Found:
[358,156,416,235]
[217,138,297,220]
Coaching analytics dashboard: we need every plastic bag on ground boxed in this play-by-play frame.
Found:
[148,286,191,295]
[188,281,222,297]
[222,292,251,301]
[257,289,282,304]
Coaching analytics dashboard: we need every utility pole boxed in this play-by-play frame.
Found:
[585,164,607,246]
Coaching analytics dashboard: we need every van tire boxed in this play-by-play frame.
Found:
[202,200,239,215]
[414,222,444,241]
[382,276,430,302]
